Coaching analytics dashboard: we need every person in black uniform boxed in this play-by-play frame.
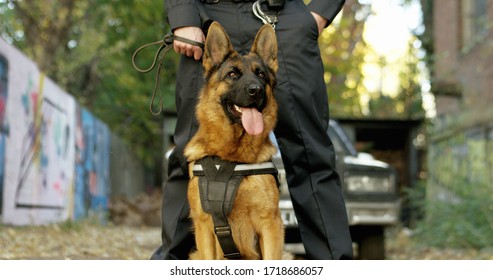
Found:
[151,0,353,260]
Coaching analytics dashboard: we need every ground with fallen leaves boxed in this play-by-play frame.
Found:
[0,222,161,260]
[1,222,492,260]
[385,227,493,260]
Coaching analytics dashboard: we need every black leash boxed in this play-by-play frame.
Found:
[132,34,204,115]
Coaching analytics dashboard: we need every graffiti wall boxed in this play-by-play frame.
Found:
[0,54,8,214]
[0,39,76,225]
[0,38,118,225]
[74,106,110,222]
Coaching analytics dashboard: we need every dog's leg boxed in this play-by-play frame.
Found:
[214,240,226,260]
[193,219,218,259]
[258,216,284,260]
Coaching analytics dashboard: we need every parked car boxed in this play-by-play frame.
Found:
[273,120,400,259]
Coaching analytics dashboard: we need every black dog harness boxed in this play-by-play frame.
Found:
[192,156,279,259]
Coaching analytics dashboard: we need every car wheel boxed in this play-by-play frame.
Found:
[352,226,385,260]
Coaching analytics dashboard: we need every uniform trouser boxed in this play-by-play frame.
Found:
[151,0,353,260]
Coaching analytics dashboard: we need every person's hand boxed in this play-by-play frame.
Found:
[173,26,205,60]
[310,12,328,36]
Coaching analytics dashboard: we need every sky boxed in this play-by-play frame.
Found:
[364,0,423,57]
[361,0,436,118]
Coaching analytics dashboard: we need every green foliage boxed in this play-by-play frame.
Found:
[368,38,425,119]
[319,0,371,118]
[409,179,493,249]
[319,0,426,120]
[58,219,84,233]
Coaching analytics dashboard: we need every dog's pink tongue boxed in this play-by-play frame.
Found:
[241,107,264,136]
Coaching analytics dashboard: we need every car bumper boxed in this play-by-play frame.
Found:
[279,200,400,228]
[346,201,400,226]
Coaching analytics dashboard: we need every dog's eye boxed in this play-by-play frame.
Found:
[227,71,238,79]
[256,71,266,80]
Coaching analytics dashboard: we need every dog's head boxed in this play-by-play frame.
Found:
[199,22,278,137]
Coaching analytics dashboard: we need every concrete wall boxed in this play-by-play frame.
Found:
[0,38,147,225]
[109,134,147,198]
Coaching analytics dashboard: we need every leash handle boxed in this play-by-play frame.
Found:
[132,34,204,115]
[173,35,205,49]
[131,34,174,73]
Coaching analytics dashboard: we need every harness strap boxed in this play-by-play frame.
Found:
[193,161,279,182]
[193,156,279,259]
[196,157,242,259]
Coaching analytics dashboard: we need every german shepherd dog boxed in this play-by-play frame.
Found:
[184,22,286,260]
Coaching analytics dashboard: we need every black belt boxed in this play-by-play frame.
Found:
[201,0,255,3]
[201,0,285,13]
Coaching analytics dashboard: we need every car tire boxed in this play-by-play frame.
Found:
[352,226,385,260]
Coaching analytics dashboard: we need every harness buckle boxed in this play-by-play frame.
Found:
[214,226,232,236]
[224,252,242,259]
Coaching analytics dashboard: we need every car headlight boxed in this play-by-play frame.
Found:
[346,174,394,193]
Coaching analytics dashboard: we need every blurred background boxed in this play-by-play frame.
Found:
[0,0,492,260]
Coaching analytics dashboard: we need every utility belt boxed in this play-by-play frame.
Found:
[200,0,285,11]
[200,0,284,29]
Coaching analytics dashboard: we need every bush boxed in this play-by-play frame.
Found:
[409,180,493,249]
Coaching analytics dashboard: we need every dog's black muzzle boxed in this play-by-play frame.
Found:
[221,81,267,124]
[246,84,264,98]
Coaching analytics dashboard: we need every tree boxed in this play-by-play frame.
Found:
[319,0,372,118]
[320,0,426,120]
[368,38,425,119]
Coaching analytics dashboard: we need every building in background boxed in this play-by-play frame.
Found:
[423,0,492,201]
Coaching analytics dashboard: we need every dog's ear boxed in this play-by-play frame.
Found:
[251,24,278,73]
[203,22,234,71]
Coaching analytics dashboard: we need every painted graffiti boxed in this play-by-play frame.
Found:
[0,54,8,213]
[1,38,76,225]
[15,74,72,209]
[0,37,128,226]
[74,106,110,221]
